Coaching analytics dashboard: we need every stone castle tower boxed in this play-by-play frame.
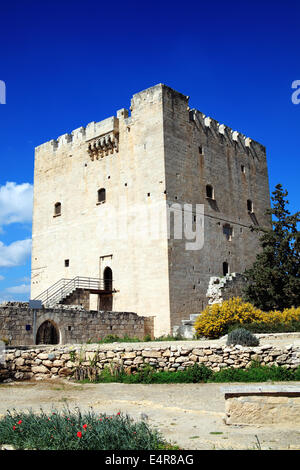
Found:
[31,84,271,336]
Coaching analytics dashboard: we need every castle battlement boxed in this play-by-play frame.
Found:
[189,108,265,152]
[35,84,265,156]
[35,116,120,154]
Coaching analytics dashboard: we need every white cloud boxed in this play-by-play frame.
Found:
[0,239,32,267]
[5,283,31,294]
[0,275,4,281]
[0,182,33,229]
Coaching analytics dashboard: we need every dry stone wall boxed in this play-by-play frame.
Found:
[1,342,299,382]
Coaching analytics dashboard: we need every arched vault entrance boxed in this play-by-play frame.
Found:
[36,320,60,345]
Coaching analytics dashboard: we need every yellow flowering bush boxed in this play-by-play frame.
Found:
[194,298,300,339]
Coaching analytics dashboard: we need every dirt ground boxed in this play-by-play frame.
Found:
[0,333,299,450]
[0,379,300,450]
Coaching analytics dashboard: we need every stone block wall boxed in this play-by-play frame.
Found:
[0,302,154,346]
[223,385,300,425]
[1,342,299,382]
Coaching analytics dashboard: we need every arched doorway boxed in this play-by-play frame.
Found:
[36,320,60,345]
[100,267,113,311]
[103,267,113,292]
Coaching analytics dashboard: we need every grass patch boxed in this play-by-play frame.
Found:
[76,362,300,385]
[0,407,178,450]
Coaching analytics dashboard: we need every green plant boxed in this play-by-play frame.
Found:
[88,351,99,367]
[184,363,213,383]
[211,361,298,383]
[226,328,259,347]
[0,407,173,450]
[69,350,77,362]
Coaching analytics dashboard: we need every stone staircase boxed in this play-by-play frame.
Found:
[173,313,199,339]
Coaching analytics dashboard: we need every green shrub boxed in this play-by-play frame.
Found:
[212,361,298,383]
[227,328,259,347]
[184,363,213,383]
[0,408,175,450]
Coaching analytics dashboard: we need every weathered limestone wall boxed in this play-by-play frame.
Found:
[163,88,271,329]
[1,342,299,382]
[31,84,170,337]
[0,303,154,346]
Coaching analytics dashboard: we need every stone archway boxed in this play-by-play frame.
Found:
[103,266,113,291]
[36,320,60,345]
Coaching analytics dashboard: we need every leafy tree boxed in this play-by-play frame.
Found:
[243,184,300,310]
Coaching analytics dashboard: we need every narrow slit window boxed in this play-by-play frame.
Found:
[54,202,61,216]
[223,261,229,276]
[97,188,106,204]
[206,185,214,199]
[247,199,253,212]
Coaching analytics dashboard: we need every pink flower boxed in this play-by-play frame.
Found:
[18,420,22,425]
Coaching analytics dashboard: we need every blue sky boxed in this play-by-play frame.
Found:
[0,0,299,301]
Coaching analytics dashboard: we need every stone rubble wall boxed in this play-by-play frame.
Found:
[206,273,247,305]
[1,342,299,382]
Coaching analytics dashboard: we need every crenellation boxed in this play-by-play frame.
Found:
[57,133,72,147]
[71,126,86,143]
[116,108,129,119]
[35,116,119,154]
[190,108,257,151]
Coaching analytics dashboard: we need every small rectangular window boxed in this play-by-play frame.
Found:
[65,259,69,267]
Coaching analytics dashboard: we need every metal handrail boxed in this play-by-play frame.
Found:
[34,278,72,303]
[34,276,113,307]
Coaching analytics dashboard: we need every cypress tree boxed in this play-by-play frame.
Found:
[243,184,300,310]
